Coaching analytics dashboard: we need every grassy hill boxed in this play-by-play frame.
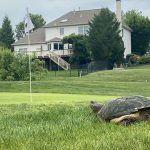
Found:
[0,65,150,149]
[0,65,150,96]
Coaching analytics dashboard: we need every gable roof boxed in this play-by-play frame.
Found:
[44,9,132,31]
[13,9,131,46]
[12,27,45,46]
[44,9,100,28]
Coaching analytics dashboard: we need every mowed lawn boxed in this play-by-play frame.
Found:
[0,65,150,149]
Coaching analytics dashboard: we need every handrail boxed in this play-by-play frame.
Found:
[36,50,70,70]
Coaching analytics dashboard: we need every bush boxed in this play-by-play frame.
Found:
[0,50,48,81]
[126,54,140,65]
[139,56,150,64]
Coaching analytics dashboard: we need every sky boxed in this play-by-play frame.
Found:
[0,0,150,29]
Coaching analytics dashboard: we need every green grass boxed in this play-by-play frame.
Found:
[0,65,150,149]
[0,93,116,104]
[1,68,150,96]
[0,104,150,150]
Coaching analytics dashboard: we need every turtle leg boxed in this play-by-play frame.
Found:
[111,113,140,126]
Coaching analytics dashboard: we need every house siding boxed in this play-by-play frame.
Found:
[122,28,131,57]
[14,44,47,52]
[45,25,86,41]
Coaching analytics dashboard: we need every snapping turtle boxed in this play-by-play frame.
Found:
[90,96,150,125]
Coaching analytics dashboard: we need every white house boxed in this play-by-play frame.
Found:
[12,0,132,70]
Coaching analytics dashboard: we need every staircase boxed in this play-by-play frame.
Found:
[36,50,70,70]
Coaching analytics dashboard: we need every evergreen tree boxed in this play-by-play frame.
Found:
[30,13,46,29]
[0,28,2,41]
[15,22,24,40]
[88,8,124,68]
[0,16,14,50]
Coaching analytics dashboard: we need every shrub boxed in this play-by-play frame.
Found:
[126,54,140,65]
[0,50,48,81]
[139,56,150,64]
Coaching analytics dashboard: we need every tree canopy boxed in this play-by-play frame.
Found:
[62,34,90,65]
[0,16,14,50]
[88,8,124,67]
[15,13,46,40]
[124,10,150,55]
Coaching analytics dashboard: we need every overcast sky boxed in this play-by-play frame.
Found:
[0,0,150,29]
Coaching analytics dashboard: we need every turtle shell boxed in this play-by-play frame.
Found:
[97,96,150,121]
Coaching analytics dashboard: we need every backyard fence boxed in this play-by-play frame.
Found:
[47,61,110,77]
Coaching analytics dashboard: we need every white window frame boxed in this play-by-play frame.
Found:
[60,27,64,35]
[78,26,84,35]
[78,25,89,35]
[48,43,51,50]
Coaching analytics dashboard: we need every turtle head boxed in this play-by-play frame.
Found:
[90,101,103,113]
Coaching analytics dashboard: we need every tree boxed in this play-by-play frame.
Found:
[15,22,24,40]
[0,16,14,50]
[62,34,90,65]
[87,8,124,68]
[0,28,2,41]
[15,13,46,40]
[0,41,6,50]
[30,14,46,29]
[124,10,150,55]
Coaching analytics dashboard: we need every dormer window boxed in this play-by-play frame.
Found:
[60,27,64,35]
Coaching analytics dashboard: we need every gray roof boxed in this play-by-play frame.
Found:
[46,37,61,43]
[13,9,131,46]
[44,9,132,31]
[44,9,100,28]
[12,27,45,46]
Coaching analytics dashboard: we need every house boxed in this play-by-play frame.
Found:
[12,0,132,70]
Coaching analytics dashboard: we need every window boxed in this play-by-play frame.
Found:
[19,48,27,53]
[78,26,84,34]
[54,43,58,50]
[68,44,72,49]
[60,27,64,35]
[48,44,51,50]
[78,26,89,35]
[59,43,64,50]
[53,43,64,50]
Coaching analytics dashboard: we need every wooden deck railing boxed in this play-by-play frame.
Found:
[36,50,70,70]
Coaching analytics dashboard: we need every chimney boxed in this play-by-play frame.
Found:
[116,0,122,36]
